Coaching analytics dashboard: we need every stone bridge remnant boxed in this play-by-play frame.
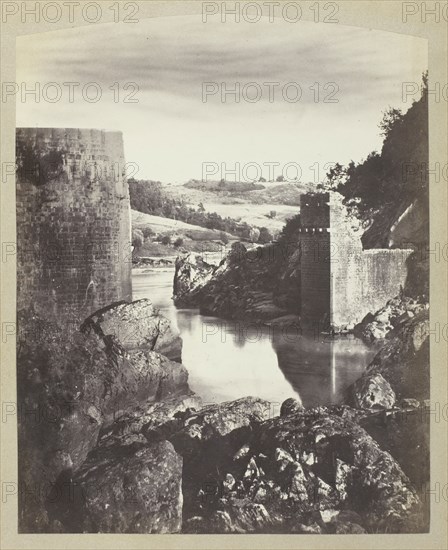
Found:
[299,192,413,331]
[16,128,132,319]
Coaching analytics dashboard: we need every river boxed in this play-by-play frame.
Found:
[132,268,377,410]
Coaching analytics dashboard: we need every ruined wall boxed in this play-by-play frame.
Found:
[329,194,413,329]
[299,192,413,331]
[16,128,132,319]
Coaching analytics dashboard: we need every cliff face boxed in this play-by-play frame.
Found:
[16,128,132,320]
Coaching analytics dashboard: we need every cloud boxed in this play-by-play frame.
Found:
[16,15,427,182]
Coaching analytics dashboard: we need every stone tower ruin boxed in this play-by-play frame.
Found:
[16,128,132,319]
[299,192,413,331]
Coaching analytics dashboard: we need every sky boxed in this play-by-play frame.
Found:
[16,15,428,183]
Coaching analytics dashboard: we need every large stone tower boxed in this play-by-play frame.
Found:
[16,128,132,319]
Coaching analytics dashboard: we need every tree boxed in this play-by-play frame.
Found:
[161,235,171,246]
[198,202,205,212]
[142,227,154,239]
[276,175,285,182]
[379,107,404,138]
[219,231,229,245]
[132,228,144,249]
[336,71,428,219]
[173,237,184,247]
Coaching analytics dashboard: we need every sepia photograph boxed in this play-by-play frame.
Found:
[1,1,447,547]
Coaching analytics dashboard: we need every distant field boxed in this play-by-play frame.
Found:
[200,202,298,232]
[132,210,233,241]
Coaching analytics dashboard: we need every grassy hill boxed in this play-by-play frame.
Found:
[131,210,235,258]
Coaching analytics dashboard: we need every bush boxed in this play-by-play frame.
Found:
[161,235,171,246]
[132,228,144,249]
[173,237,184,247]
[219,231,229,245]
[142,227,154,239]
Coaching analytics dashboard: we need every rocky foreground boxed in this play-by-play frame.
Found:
[17,295,429,534]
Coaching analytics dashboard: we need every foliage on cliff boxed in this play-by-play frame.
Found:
[326,72,429,249]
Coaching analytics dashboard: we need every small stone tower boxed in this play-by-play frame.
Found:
[16,128,132,319]
[298,193,331,327]
[299,192,413,331]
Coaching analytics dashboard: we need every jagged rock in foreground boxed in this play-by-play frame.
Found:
[345,373,396,410]
[99,392,203,447]
[170,396,271,456]
[82,298,182,361]
[50,440,183,533]
[174,402,424,534]
[17,305,191,532]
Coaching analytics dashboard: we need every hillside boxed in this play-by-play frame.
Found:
[131,210,235,258]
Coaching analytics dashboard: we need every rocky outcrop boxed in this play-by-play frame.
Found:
[354,295,428,342]
[81,298,182,361]
[178,403,424,533]
[364,310,429,401]
[17,303,191,532]
[173,253,216,307]
[170,396,271,456]
[173,244,291,321]
[99,393,203,447]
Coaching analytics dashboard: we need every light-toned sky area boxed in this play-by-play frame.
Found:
[16,15,427,183]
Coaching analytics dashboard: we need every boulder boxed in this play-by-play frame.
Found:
[280,397,303,416]
[346,374,396,410]
[170,396,271,456]
[82,298,182,361]
[16,308,191,532]
[52,440,183,533]
[99,392,203,447]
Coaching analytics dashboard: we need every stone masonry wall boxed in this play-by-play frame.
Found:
[299,193,331,326]
[329,193,413,329]
[299,192,413,331]
[16,128,132,320]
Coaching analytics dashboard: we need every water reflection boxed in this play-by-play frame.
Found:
[271,327,375,407]
[132,270,376,407]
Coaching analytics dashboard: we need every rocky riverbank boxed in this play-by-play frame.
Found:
[173,243,300,324]
[17,292,430,533]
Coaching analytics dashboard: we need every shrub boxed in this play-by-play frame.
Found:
[161,235,171,246]
[173,237,184,247]
[132,228,144,249]
[142,227,154,239]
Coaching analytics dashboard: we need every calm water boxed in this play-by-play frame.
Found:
[132,268,376,408]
